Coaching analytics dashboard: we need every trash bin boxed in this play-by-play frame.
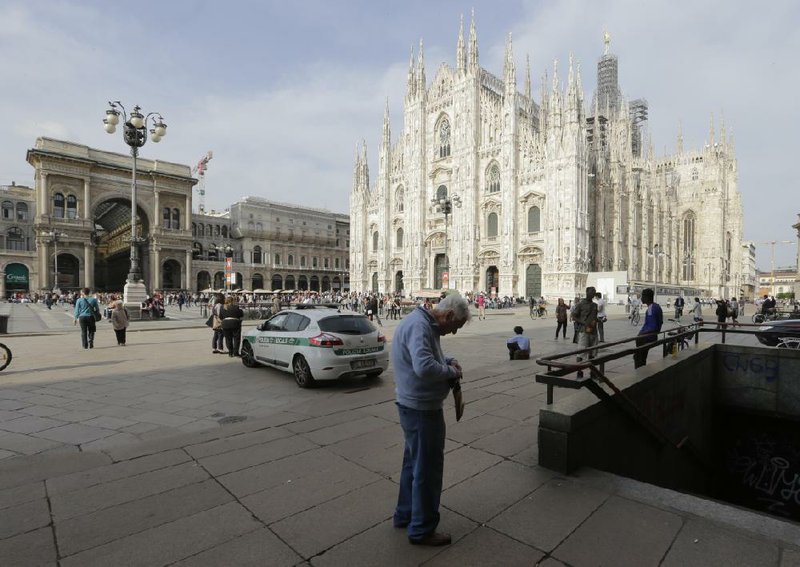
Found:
[0,315,9,334]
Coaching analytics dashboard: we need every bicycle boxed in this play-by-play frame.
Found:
[629,307,641,326]
[752,309,779,324]
[665,318,693,355]
[530,304,548,319]
[0,343,11,371]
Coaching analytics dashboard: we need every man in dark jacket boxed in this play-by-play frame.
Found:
[571,287,598,376]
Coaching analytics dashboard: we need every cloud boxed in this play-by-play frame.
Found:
[0,0,797,270]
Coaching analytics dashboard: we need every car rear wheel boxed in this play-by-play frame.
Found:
[293,355,316,388]
[241,342,258,368]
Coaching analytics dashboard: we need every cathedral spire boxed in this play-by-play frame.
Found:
[709,112,715,146]
[468,8,479,73]
[524,54,532,98]
[406,45,416,100]
[566,52,575,99]
[576,61,583,101]
[456,14,466,74]
[382,97,391,147]
[677,121,684,154]
[417,38,426,94]
[720,112,727,146]
[503,32,516,92]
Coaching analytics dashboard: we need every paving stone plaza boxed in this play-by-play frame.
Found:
[0,303,798,566]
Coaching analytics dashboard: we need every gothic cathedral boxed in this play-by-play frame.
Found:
[350,16,743,300]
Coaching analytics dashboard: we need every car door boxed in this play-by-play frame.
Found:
[277,313,310,368]
[256,312,290,366]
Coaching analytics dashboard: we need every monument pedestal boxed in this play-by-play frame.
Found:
[123,281,148,320]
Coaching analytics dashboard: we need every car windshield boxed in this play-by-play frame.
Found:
[318,315,375,335]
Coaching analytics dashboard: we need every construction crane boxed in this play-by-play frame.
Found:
[756,240,795,297]
[191,151,213,214]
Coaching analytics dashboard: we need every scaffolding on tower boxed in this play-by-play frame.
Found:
[191,151,213,214]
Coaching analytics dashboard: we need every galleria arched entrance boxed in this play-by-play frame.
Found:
[93,198,150,292]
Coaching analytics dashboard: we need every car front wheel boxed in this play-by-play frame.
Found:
[293,355,316,388]
[241,341,258,368]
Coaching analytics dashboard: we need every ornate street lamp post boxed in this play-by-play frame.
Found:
[42,230,68,294]
[103,101,167,306]
[431,193,461,289]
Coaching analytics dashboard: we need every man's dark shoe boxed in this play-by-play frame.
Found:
[409,532,451,546]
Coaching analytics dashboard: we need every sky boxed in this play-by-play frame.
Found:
[1,0,798,270]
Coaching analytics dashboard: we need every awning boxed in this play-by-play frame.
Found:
[5,263,29,289]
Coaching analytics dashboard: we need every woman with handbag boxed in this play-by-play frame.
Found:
[110,300,130,346]
[209,293,225,354]
[73,287,101,349]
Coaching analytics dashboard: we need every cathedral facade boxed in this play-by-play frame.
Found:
[350,18,744,301]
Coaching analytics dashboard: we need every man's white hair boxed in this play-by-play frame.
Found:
[435,293,472,322]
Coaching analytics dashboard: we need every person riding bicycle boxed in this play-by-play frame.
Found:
[674,295,685,319]
[537,296,547,317]
[629,294,641,320]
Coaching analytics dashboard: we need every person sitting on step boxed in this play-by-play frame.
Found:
[506,326,531,360]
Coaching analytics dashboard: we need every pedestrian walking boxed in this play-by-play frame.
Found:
[692,297,703,323]
[476,292,486,320]
[73,287,100,350]
[570,296,581,343]
[110,300,130,346]
[595,292,607,342]
[555,298,568,339]
[392,294,470,547]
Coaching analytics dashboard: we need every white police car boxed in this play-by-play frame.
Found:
[241,305,388,387]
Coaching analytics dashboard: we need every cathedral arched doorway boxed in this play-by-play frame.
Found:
[272,274,282,290]
[93,198,149,292]
[285,275,295,290]
[310,276,320,292]
[298,276,308,290]
[332,276,341,290]
[371,272,378,292]
[197,271,211,292]
[234,273,243,289]
[321,276,330,291]
[162,260,181,290]
[525,264,542,299]
[395,271,404,293]
[486,266,499,294]
[57,254,80,290]
[252,273,264,290]
[433,254,446,289]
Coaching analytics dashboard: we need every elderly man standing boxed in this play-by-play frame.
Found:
[392,293,470,546]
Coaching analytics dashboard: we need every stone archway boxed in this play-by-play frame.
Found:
[93,198,150,292]
[162,259,181,290]
[197,271,211,292]
[57,254,80,290]
[213,272,225,289]
[486,266,499,294]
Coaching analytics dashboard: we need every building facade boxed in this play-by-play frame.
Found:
[191,198,350,293]
[350,18,745,300]
[1,138,350,298]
